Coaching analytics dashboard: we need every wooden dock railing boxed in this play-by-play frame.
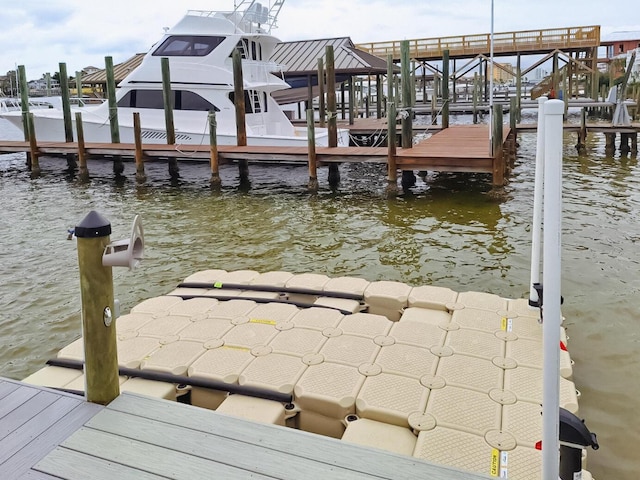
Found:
[356,25,600,61]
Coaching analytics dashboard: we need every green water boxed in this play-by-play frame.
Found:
[0,117,638,479]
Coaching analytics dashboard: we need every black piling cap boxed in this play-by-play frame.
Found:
[74,211,111,238]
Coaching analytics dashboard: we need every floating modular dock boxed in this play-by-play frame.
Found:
[18,269,592,479]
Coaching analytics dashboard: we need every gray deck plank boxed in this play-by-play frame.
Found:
[105,393,490,479]
[82,410,374,479]
[0,377,103,477]
[58,427,277,480]
[32,448,166,480]
[0,380,20,400]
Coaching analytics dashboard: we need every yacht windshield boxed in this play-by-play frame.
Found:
[152,35,225,56]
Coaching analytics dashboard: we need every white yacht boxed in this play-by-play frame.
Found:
[1,1,347,147]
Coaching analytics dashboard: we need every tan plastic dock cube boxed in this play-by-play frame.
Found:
[216,394,286,426]
[268,327,327,356]
[356,373,429,427]
[119,377,177,401]
[22,366,83,388]
[323,276,370,296]
[116,336,163,369]
[435,354,504,392]
[178,318,234,342]
[399,307,452,325]
[413,427,497,476]
[408,285,458,311]
[313,297,362,314]
[137,315,192,338]
[388,320,447,349]
[425,385,502,435]
[222,322,279,348]
[294,362,365,419]
[342,418,417,455]
[457,291,508,312]
[131,295,184,315]
[238,353,307,394]
[250,271,294,287]
[318,335,380,367]
[285,273,330,303]
[297,410,346,439]
[289,307,344,330]
[336,312,391,338]
[64,374,127,393]
[451,307,505,332]
[182,269,228,283]
[207,299,258,319]
[140,340,206,376]
[364,281,412,321]
[503,365,579,414]
[501,401,543,448]
[444,328,505,359]
[167,297,220,317]
[217,270,260,284]
[115,312,155,333]
[247,303,299,325]
[375,343,439,378]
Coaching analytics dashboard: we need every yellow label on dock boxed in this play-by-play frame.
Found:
[222,345,249,351]
[501,317,513,332]
[250,318,277,325]
[490,449,508,477]
[490,448,500,476]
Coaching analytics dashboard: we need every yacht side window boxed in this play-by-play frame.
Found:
[118,90,220,111]
[153,35,225,56]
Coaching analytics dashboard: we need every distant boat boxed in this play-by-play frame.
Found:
[0,1,348,147]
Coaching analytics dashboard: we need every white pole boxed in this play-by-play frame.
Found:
[529,96,548,305]
[541,99,564,480]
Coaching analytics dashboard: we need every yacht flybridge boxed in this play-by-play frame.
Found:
[2,1,347,147]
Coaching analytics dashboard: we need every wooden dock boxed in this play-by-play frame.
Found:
[0,124,515,186]
[1,377,490,479]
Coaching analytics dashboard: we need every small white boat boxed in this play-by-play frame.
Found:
[0,1,348,147]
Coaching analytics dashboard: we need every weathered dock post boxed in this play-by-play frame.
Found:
[161,57,179,179]
[105,56,123,176]
[75,112,89,181]
[17,65,31,168]
[326,46,340,185]
[75,70,83,102]
[400,40,415,189]
[132,112,146,183]
[232,49,250,185]
[472,72,479,124]
[604,133,616,154]
[27,114,40,177]
[307,109,318,191]
[442,49,450,129]
[348,76,356,126]
[492,103,505,186]
[510,96,518,142]
[208,111,221,189]
[576,108,587,154]
[317,57,326,128]
[59,63,77,171]
[75,211,120,405]
[386,102,398,196]
[376,74,382,119]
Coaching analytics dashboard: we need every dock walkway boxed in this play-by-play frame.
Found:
[1,377,490,479]
[0,124,514,185]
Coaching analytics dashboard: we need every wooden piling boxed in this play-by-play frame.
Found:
[492,104,505,186]
[232,49,249,184]
[27,113,40,176]
[472,72,478,124]
[631,133,638,154]
[105,56,123,176]
[317,57,326,128]
[605,133,616,152]
[161,57,176,145]
[75,70,83,102]
[58,63,74,144]
[349,76,355,126]
[307,109,318,191]
[400,40,413,148]
[576,108,587,154]
[75,112,89,180]
[17,66,31,168]
[376,74,382,119]
[74,211,120,405]
[326,46,337,147]
[386,102,398,195]
[442,50,450,129]
[132,112,146,183]
[208,112,221,188]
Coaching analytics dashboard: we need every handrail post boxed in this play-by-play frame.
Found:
[542,99,565,480]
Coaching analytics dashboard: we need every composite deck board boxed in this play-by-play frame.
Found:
[25,390,491,479]
[0,378,103,478]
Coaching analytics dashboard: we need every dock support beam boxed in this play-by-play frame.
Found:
[105,56,123,176]
[133,112,146,183]
[75,211,120,405]
[307,109,318,191]
[442,50,450,129]
[161,57,179,179]
[27,113,40,177]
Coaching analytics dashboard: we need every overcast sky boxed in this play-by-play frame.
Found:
[2,0,639,79]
